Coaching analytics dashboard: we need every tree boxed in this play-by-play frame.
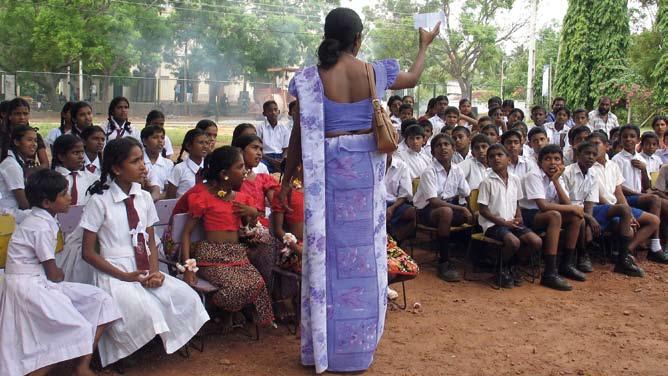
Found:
[652,0,668,106]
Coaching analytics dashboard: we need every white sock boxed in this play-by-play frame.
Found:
[651,238,662,252]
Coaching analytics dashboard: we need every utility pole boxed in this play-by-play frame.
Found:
[184,39,189,116]
[526,0,538,109]
[500,58,504,99]
[78,59,83,101]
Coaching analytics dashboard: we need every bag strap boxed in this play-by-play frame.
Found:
[365,63,378,101]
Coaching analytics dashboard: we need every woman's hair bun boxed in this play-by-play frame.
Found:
[318,38,342,69]
[317,8,363,69]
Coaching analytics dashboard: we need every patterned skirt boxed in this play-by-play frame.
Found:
[191,240,274,326]
[245,227,280,293]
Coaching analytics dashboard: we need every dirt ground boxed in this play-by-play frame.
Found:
[91,244,668,376]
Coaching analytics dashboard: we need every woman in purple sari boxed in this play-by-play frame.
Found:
[279,8,439,373]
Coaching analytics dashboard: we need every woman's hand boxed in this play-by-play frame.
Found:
[143,271,165,288]
[123,270,150,284]
[277,185,293,213]
[233,202,259,218]
[183,270,198,286]
[419,22,441,49]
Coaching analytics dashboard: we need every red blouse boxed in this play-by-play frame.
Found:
[187,189,255,232]
[172,183,207,216]
[240,173,279,226]
[271,188,304,225]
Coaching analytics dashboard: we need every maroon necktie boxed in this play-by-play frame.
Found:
[70,171,78,206]
[124,195,150,271]
[86,164,96,173]
[195,167,204,184]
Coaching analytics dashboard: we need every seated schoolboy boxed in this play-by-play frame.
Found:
[639,131,662,174]
[420,119,434,154]
[520,144,585,288]
[611,125,668,260]
[444,106,460,131]
[530,105,548,127]
[451,125,472,164]
[544,107,571,147]
[441,124,455,136]
[399,103,414,123]
[397,124,432,179]
[501,129,537,179]
[587,134,664,270]
[412,134,472,282]
[563,126,591,165]
[510,121,533,157]
[385,153,416,242]
[489,105,506,133]
[526,126,549,162]
[507,108,525,128]
[477,116,493,132]
[459,134,491,190]
[480,124,499,143]
[572,108,589,128]
[477,144,544,289]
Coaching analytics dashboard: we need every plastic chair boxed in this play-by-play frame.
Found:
[0,214,16,269]
[57,205,85,235]
[651,171,660,189]
[154,199,178,240]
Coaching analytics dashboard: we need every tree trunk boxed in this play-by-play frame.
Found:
[31,73,60,111]
[457,78,472,100]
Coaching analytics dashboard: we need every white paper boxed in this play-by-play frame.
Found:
[413,11,445,30]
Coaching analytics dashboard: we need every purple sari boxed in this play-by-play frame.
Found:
[289,60,398,373]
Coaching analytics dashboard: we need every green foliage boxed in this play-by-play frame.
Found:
[652,0,668,106]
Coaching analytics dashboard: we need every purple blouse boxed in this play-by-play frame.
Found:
[289,59,400,133]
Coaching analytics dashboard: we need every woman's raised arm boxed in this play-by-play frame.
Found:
[390,22,441,90]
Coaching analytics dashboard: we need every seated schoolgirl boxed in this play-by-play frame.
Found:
[70,101,95,136]
[0,169,120,376]
[52,134,98,284]
[80,138,209,367]
[103,97,141,143]
[195,119,219,152]
[1,97,49,166]
[141,125,174,201]
[180,146,275,330]
[80,125,106,177]
[145,110,174,159]
[45,102,75,151]
[231,134,281,286]
[0,125,39,223]
[166,128,209,198]
[232,123,269,174]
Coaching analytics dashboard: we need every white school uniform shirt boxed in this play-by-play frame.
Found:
[84,152,102,178]
[452,149,472,164]
[163,134,174,157]
[253,162,270,175]
[543,122,570,146]
[385,157,413,204]
[592,161,624,205]
[103,119,141,143]
[256,117,290,154]
[0,151,24,211]
[413,161,470,210]
[640,152,662,174]
[4,207,58,268]
[562,163,600,207]
[611,150,647,193]
[563,145,574,165]
[55,166,98,206]
[45,127,72,148]
[144,153,174,193]
[168,157,202,197]
[428,115,446,133]
[458,158,489,190]
[588,110,619,136]
[397,147,432,179]
[477,170,523,233]
[520,169,568,209]
[390,115,402,133]
[508,155,538,179]
[522,144,534,158]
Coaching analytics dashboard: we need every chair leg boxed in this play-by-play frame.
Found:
[393,281,407,310]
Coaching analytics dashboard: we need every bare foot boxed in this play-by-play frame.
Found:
[220,312,235,334]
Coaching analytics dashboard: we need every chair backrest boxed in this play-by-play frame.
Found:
[412,178,420,195]
[0,214,16,268]
[170,213,203,244]
[155,199,178,226]
[57,205,85,235]
[468,189,480,215]
[651,171,660,189]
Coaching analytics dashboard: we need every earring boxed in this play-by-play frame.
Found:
[224,176,229,181]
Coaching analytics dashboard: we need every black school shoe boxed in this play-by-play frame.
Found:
[614,255,645,277]
[647,250,668,264]
[559,263,587,281]
[493,268,514,289]
[540,274,573,291]
[437,261,462,282]
[577,253,593,273]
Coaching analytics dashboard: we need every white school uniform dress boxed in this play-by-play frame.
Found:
[428,115,446,134]
[0,151,30,223]
[591,161,625,204]
[477,171,523,234]
[520,169,567,209]
[168,157,203,197]
[413,161,470,210]
[640,152,662,174]
[79,181,209,366]
[163,134,175,158]
[0,208,121,376]
[452,149,472,164]
[544,122,570,147]
[256,117,290,155]
[611,150,647,193]
[458,158,489,190]
[145,153,175,194]
[508,155,538,180]
[84,152,102,178]
[45,127,72,149]
[54,167,99,284]
[385,157,413,204]
[103,119,142,143]
[397,147,432,179]
[562,163,600,207]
